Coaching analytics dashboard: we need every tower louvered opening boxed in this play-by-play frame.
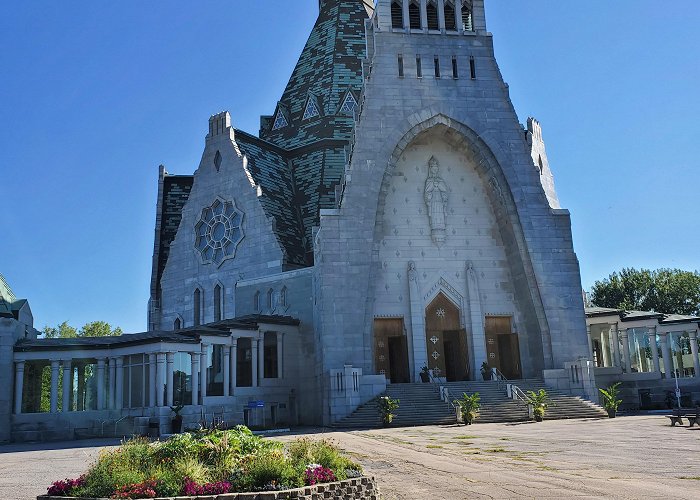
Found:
[391,1,403,29]
[444,1,457,31]
[409,1,421,29]
[427,1,439,30]
[462,1,473,31]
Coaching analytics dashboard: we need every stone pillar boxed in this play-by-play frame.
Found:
[407,262,424,382]
[258,337,265,381]
[166,352,175,406]
[115,356,124,410]
[619,328,630,373]
[402,0,410,30]
[109,358,116,410]
[660,332,672,379]
[466,262,487,380]
[50,360,60,413]
[600,328,610,367]
[223,348,230,397]
[96,358,106,410]
[648,327,660,375]
[586,325,594,361]
[688,330,700,379]
[191,353,200,405]
[276,332,284,379]
[200,344,208,400]
[156,353,165,407]
[77,364,85,411]
[14,361,25,414]
[251,339,259,387]
[611,323,621,368]
[456,0,464,33]
[437,0,445,30]
[420,0,428,31]
[62,360,72,412]
[230,340,238,390]
[148,353,156,407]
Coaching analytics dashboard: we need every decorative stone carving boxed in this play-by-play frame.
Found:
[408,261,417,282]
[424,156,449,246]
[194,198,244,267]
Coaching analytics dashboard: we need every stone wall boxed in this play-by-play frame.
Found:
[38,476,381,500]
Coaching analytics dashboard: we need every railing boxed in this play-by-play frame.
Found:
[100,419,113,437]
[491,367,508,389]
[114,416,128,437]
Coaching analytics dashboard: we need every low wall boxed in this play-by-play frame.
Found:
[37,476,380,500]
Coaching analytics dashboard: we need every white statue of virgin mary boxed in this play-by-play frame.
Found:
[424,156,449,246]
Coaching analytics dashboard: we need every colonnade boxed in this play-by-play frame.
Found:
[13,332,285,415]
[586,323,700,379]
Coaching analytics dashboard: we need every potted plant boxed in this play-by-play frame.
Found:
[526,389,551,422]
[480,361,491,381]
[453,392,480,425]
[378,396,400,427]
[419,366,430,383]
[599,382,623,418]
[170,404,185,433]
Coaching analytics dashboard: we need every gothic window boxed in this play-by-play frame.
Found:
[391,1,403,29]
[339,91,358,114]
[416,55,422,78]
[194,198,244,267]
[398,54,404,77]
[193,288,201,326]
[409,1,421,29]
[253,291,260,312]
[267,288,274,310]
[174,317,181,330]
[470,55,476,79]
[280,286,287,307]
[462,1,473,31]
[214,150,222,171]
[538,155,544,175]
[302,97,321,120]
[452,56,458,78]
[434,56,440,78]
[263,332,279,378]
[444,1,457,31]
[214,284,222,322]
[272,109,288,130]
[427,1,439,30]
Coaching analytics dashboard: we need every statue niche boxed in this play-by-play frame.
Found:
[424,156,449,246]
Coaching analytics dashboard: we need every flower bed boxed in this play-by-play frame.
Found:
[38,426,374,499]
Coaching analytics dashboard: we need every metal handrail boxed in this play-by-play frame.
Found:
[492,367,508,389]
[100,419,113,437]
[510,385,529,404]
[114,416,128,438]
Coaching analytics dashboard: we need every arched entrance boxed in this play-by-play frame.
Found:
[425,293,468,381]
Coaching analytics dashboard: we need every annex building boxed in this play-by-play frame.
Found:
[5,0,696,442]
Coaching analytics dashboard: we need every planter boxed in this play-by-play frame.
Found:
[607,408,616,419]
[534,414,543,422]
[481,372,490,381]
[419,372,430,383]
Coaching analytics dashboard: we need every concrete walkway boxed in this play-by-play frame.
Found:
[1,417,698,499]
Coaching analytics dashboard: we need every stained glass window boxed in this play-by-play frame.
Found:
[194,198,244,267]
[340,92,358,114]
[272,110,288,130]
[303,98,320,120]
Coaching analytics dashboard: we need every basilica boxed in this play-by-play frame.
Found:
[11,1,692,442]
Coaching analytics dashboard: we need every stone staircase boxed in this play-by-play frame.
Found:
[332,379,606,428]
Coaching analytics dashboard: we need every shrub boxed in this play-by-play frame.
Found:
[182,478,233,495]
[304,465,336,486]
[288,438,361,481]
[241,449,302,490]
[112,479,158,499]
[47,476,85,496]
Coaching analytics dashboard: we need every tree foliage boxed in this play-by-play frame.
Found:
[42,320,122,338]
[590,268,700,316]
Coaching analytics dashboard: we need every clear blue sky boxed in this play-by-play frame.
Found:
[2,1,698,334]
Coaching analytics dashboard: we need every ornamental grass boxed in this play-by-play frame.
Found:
[45,426,362,499]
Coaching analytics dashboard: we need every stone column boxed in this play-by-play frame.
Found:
[251,339,259,387]
[586,325,594,361]
[96,358,106,410]
[14,361,25,414]
[660,332,672,379]
[191,353,200,405]
[109,358,116,409]
[619,328,630,373]
[437,0,446,30]
[258,337,265,380]
[688,330,700,379]
[156,353,165,407]
[200,344,208,400]
[50,360,60,413]
[600,328,610,367]
[648,327,660,375]
[166,352,175,406]
[148,353,156,407]
[62,360,72,412]
[115,356,124,410]
[466,262,487,380]
[230,340,238,390]
[407,262,425,382]
[420,0,428,31]
[276,332,284,379]
[402,0,410,30]
[223,347,230,397]
[611,323,621,368]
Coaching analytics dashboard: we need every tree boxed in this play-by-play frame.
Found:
[42,321,78,339]
[591,268,700,316]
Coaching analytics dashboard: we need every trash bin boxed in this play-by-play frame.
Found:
[148,421,160,438]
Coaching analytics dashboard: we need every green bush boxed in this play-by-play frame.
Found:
[287,438,362,481]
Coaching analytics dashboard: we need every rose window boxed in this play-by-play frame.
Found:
[194,198,244,267]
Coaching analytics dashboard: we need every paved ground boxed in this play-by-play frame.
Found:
[1,416,699,499]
